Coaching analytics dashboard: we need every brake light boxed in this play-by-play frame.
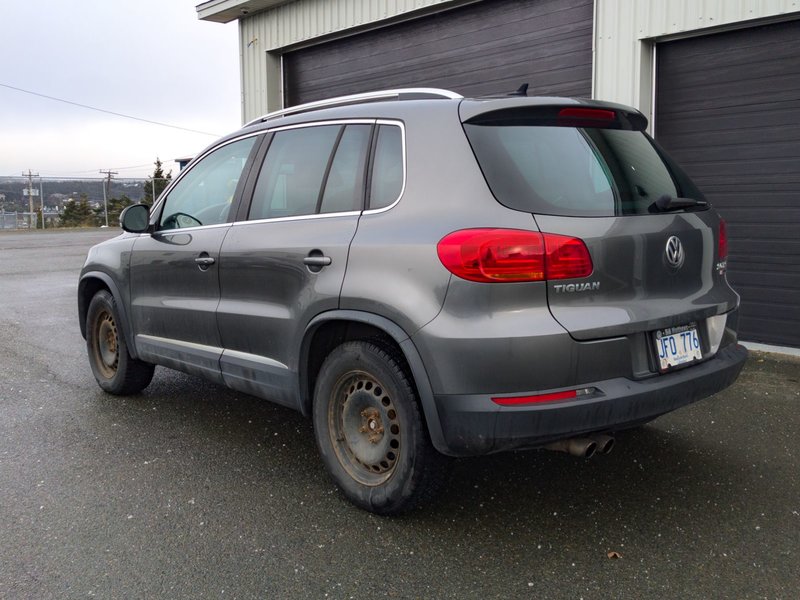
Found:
[437,229,593,283]
[718,218,728,261]
[558,107,616,122]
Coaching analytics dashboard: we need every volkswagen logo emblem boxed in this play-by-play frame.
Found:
[665,236,685,269]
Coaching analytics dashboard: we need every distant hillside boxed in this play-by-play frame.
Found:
[0,177,149,212]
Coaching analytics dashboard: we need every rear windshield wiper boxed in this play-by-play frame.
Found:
[650,194,708,213]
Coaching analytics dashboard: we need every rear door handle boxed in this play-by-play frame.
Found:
[303,256,332,267]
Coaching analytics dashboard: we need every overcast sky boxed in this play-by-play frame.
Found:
[0,1,240,179]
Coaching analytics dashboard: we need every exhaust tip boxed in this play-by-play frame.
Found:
[593,434,615,455]
[583,441,597,458]
[567,438,597,458]
[544,437,598,458]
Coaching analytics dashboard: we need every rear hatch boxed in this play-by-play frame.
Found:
[460,99,738,355]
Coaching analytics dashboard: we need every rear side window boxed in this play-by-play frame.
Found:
[369,125,404,210]
[249,124,373,220]
[249,125,340,220]
[320,125,371,214]
[464,124,688,217]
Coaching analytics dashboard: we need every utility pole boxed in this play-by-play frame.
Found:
[22,170,39,229]
[39,177,45,229]
[99,169,118,227]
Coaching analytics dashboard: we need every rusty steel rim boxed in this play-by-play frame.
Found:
[328,370,401,486]
[93,309,119,379]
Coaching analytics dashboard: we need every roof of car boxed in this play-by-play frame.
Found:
[207,88,647,149]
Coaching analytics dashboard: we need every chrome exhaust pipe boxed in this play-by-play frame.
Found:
[591,434,615,455]
[544,437,597,458]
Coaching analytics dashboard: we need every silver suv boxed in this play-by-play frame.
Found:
[79,88,748,514]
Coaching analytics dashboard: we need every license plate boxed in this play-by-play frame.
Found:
[654,324,702,371]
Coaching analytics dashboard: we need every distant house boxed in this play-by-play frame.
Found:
[175,156,194,171]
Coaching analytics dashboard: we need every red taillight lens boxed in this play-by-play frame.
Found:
[718,218,728,261]
[492,386,598,406]
[492,390,577,406]
[437,229,593,283]
[436,229,545,282]
[557,107,616,122]
[544,234,594,280]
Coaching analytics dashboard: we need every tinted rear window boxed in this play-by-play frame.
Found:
[464,124,699,217]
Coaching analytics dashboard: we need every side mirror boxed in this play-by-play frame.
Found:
[120,204,150,233]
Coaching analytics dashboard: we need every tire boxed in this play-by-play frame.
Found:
[312,341,449,515]
[86,290,154,395]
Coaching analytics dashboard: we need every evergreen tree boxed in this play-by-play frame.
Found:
[93,194,133,227]
[60,194,96,227]
[141,158,172,205]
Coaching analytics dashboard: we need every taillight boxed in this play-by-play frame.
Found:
[557,107,616,121]
[544,234,594,280]
[437,228,593,283]
[718,218,728,261]
[557,107,617,128]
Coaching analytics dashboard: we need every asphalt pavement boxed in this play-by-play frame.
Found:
[0,229,798,599]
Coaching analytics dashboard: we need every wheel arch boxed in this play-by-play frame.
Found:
[299,310,451,456]
[78,272,139,359]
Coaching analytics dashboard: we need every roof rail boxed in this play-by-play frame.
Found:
[245,88,463,127]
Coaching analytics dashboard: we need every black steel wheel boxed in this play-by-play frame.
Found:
[313,341,448,514]
[86,290,154,395]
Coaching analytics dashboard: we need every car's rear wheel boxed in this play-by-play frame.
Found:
[86,290,154,395]
[313,341,448,515]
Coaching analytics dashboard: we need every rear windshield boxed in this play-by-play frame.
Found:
[464,124,703,217]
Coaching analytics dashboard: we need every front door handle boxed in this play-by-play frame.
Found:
[195,254,215,270]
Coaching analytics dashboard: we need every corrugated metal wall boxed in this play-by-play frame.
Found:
[284,0,593,106]
[238,0,464,121]
[244,0,460,49]
[237,0,800,124]
[595,0,800,126]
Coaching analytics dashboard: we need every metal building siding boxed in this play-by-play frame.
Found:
[238,0,462,121]
[594,0,800,119]
[284,0,594,105]
[244,0,459,50]
[655,19,800,347]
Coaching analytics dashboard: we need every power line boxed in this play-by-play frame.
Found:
[0,82,221,137]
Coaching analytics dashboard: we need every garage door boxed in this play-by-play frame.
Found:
[656,19,800,348]
[284,0,593,106]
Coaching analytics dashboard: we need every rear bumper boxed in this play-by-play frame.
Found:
[433,342,748,456]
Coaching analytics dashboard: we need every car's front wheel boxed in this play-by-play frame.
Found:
[86,290,154,395]
[313,341,448,515]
